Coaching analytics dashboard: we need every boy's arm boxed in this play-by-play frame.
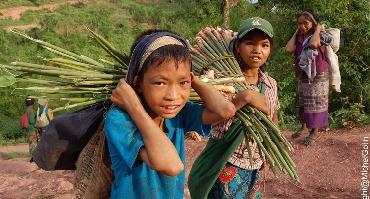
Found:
[111,79,183,176]
[191,75,236,125]
[232,89,269,115]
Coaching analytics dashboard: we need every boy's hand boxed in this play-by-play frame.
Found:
[233,89,269,115]
[111,79,142,113]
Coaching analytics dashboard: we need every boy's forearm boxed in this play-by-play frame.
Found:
[192,77,236,124]
[232,90,269,115]
[127,105,183,175]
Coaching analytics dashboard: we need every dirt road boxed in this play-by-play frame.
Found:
[0,125,368,198]
[0,1,81,20]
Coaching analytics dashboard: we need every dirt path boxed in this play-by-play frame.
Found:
[0,0,81,20]
[0,144,28,153]
[185,126,369,199]
[0,145,74,198]
[0,125,368,198]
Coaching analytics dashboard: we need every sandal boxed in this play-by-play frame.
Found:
[291,130,303,139]
[303,134,320,146]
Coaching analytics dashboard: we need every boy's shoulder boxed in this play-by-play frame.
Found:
[105,106,137,133]
[260,71,277,86]
[106,106,132,122]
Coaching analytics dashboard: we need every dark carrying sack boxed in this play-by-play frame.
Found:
[19,110,30,129]
[31,100,112,170]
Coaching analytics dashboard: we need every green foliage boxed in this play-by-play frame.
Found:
[330,101,369,128]
[0,111,26,143]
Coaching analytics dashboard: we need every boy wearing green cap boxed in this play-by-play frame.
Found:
[189,17,279,199]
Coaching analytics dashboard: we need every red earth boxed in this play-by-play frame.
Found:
[0,125,368,198]
[184,126,369,199]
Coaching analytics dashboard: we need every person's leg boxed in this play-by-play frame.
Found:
[303,128,320,146]
[292,122,309,138]
[28,131,38,154]
[292,102,309,139]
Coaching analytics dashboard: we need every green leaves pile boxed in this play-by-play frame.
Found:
[0,29,128,112]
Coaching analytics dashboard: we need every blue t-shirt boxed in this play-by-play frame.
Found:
[104,102,211,199]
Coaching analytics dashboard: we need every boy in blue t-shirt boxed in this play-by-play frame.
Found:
[104,30,236,198]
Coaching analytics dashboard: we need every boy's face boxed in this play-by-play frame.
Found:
[138,59,191,119]
[237,31,271,69]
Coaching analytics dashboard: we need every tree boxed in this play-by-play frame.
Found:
[222,0,239,28]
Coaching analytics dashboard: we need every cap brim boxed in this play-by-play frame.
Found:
[238,27,273,39]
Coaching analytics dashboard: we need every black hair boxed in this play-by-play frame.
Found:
[25,96,35,106]
[130,29,191,84]
[233,29,273,72]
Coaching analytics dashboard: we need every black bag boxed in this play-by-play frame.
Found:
[32,100,112,170]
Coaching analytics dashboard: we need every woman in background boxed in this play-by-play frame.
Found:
[285,11,332,145]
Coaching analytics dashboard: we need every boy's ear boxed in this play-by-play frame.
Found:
[190,72,194,81]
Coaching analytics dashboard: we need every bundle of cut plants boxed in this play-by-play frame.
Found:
[0,29,129,113]
[0,29,241,113]
[191,27,299,182]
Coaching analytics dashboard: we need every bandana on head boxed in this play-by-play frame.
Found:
[126,32,190,85]
[301,11,318,25]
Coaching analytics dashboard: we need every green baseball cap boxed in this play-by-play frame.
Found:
[237,17,274,39]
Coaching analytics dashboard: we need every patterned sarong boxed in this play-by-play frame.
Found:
[298,71,329,128]
[208,163,261,199]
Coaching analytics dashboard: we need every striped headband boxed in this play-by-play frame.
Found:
[301,11,318,25]
[126,32,189,85]
[139,36,183,69]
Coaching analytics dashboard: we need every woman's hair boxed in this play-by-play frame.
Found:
[297,10,320,35]
[233,29,273,72]
[25,96,35,106]
[126,29,191,87]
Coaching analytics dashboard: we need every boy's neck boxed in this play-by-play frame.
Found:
[153,116,165,131]
[243,68,260,85]
[242,68,259,77]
